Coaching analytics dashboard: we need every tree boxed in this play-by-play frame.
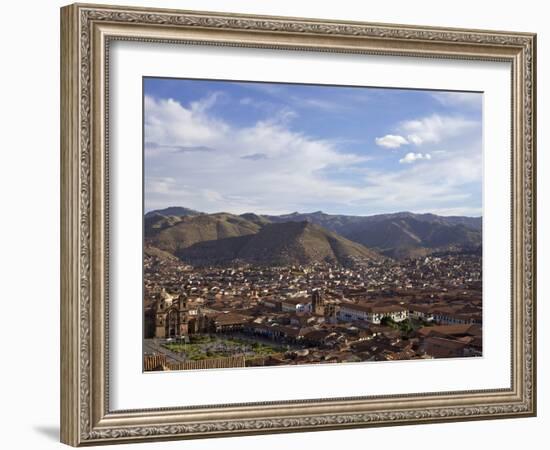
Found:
[380,316,396,327]
[398,319,415,337]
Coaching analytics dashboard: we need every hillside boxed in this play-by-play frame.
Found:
[263,210,481,232]
[145,207,482,262]
[263,211,481,258]
[145,206,201,218]
[177,221,382,266]
[145,206,203,236]
[147,213,261,254]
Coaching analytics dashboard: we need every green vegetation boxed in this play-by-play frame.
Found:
[380,317,422,338]
[162,334,284,361]
[380,316,396,327]
[249,341,283,356]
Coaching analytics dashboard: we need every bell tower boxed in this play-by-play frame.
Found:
[312,290,325,315]
[177,290,189,338]
[155,296,167,338]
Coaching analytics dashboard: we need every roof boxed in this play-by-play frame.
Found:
[409,304,434,313]
[282,297,310,305]
[340,303,406,314]
[371,305,407,314]
[339,303,373,313]
[417,324,482,338]
[303,330,330,342]
[423,336,468,350]
[432,306,461,315]
[213,313,251,326]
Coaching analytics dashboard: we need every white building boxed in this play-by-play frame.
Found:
[338,303,408,324]
[281,297,311,313]
[433,311,475,325]
[409,304,435,322]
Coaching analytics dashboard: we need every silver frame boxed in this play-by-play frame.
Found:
[60,3,536,446]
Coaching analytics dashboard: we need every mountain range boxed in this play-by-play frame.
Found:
[145,207,482,266]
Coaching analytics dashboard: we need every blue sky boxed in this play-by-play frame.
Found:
[144,77,482,216]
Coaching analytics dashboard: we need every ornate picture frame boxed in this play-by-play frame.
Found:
[60,3,536,446]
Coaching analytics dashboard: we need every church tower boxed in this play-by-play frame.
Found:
[155,293,167,338]
[177,291,189,338]
[312,290,325,316]
[154,289,191,339]
[324,302,337,324]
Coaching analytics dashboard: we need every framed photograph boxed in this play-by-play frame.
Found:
[60,3,537,446]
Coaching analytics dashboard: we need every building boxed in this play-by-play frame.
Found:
[154,289,209,339]
[338,303,408,324]
[281,297,311,313]
[155,289,190,339]
[211,313,251,333]
[338,303,371,322]
[409,304,435,322]
[432,307,480,325]
[419,336,468,358]
[262,298,282,310]
[416,324,482,358]
[311,290,325,315]
[324,302,338,324]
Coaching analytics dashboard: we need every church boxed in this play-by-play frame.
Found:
[154,289,209,340]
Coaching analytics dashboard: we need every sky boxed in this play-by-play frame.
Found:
[144,77,483,217]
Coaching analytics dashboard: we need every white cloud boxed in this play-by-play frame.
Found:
[375,113,474,149]
[144,94,367,213]
[427,206,483,216]
[355,143,482,215]
[291,96,350,113]
[375,134,409,148]
[147,177,177,194]
[407,135,423,145]
[400,114,478,146]
[144,95,228,147]
[238,83,368,114]
[189,91,222,113]
[432,92,482,109]
[271,107,298,124]
[202,189,223,202]
[145,94,482,216]
[399,152,432,164]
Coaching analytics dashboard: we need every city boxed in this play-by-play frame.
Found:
[142,79,484,371]
[144,248,482,371]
